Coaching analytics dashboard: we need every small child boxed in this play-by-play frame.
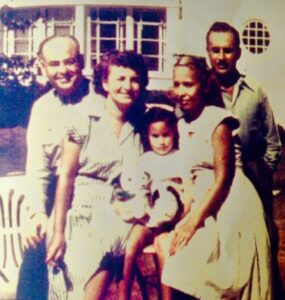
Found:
[112,104,193,229]
[140,104,193,228]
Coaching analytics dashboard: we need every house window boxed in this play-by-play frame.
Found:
[133,9,166,72]
[46,8,75,36]
[14,28,32,58]
[242,20,270,54]
[89,8,126,66]
[0,8,75,58]
[0,23,4,53]
[88,7,166,71]
[5,9,37,59]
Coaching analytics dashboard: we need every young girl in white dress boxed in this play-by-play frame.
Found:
[113,104,193,230]
[140,104,193,228]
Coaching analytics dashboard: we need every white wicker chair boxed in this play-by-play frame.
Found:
[0,175,26,300]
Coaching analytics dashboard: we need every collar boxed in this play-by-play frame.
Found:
[88,98,135,144]
[229,74,255,105]
[236,74,255,92]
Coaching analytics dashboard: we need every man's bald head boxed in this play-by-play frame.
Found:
[38,35,80,61]
[38,35,83,97]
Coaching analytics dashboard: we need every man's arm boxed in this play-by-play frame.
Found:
[261,90,282,171]
[24,100,54,248]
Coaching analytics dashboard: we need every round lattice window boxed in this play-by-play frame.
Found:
[242,20,270,54]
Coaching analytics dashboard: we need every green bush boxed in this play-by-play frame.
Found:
[0,54,50,128]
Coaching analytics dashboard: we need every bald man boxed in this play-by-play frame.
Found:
[17,36,103,299]
[24,35,101,247]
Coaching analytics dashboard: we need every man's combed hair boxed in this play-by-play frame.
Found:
[206,21,240,49]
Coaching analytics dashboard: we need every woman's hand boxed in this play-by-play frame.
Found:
[23,212,48,249]
[169,216,198,256]
[46,232,66,266]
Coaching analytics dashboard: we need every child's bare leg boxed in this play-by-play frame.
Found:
[118,224,153,300]
[84,270,113,300]
[154,232,172,300]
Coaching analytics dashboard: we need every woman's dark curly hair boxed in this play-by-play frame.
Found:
[93,50,149,130]
[141,106,179,152]
[93,49,149,97]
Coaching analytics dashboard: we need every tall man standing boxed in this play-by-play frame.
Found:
[206,21,281,217]
[206,21,282,299]
[17,35,102,299]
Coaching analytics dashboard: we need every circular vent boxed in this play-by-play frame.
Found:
[242,20,270,54]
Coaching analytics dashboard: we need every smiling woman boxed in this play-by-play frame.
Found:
[154,54,273,300]
[102,66,141,110]
[45,50,151,300]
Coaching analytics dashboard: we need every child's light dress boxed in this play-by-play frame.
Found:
[137,150,192,228]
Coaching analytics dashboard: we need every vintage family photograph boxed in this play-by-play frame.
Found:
[0,0,285,299]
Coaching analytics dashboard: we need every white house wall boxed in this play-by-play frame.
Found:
[2,0,285,125]
[232,0,285,127]
[176,0,285,126]
[144,0,285,126]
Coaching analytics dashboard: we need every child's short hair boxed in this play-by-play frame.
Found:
[141,105,179,151]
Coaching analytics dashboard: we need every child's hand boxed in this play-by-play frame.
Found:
[46,232,66,266]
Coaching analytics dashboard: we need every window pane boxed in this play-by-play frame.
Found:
[250,39,255,46]
[249,30,255,37]
[120,23,126,39]
[15,40,29,53]
[99,8,126,21]
[48,8,74,21]
[91,40,97,53]
[250,22,256,29]
[100,24,116,38]
[91,24,97,36]
[55,26,70,36]
[15,30,29,38]
[134,9,164,22]
[100,40,116,53]
[257,22,263,29]
[145,57,159,71]
[91,10,97,20]
[142,25,159,39]
[141,41,158,55]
